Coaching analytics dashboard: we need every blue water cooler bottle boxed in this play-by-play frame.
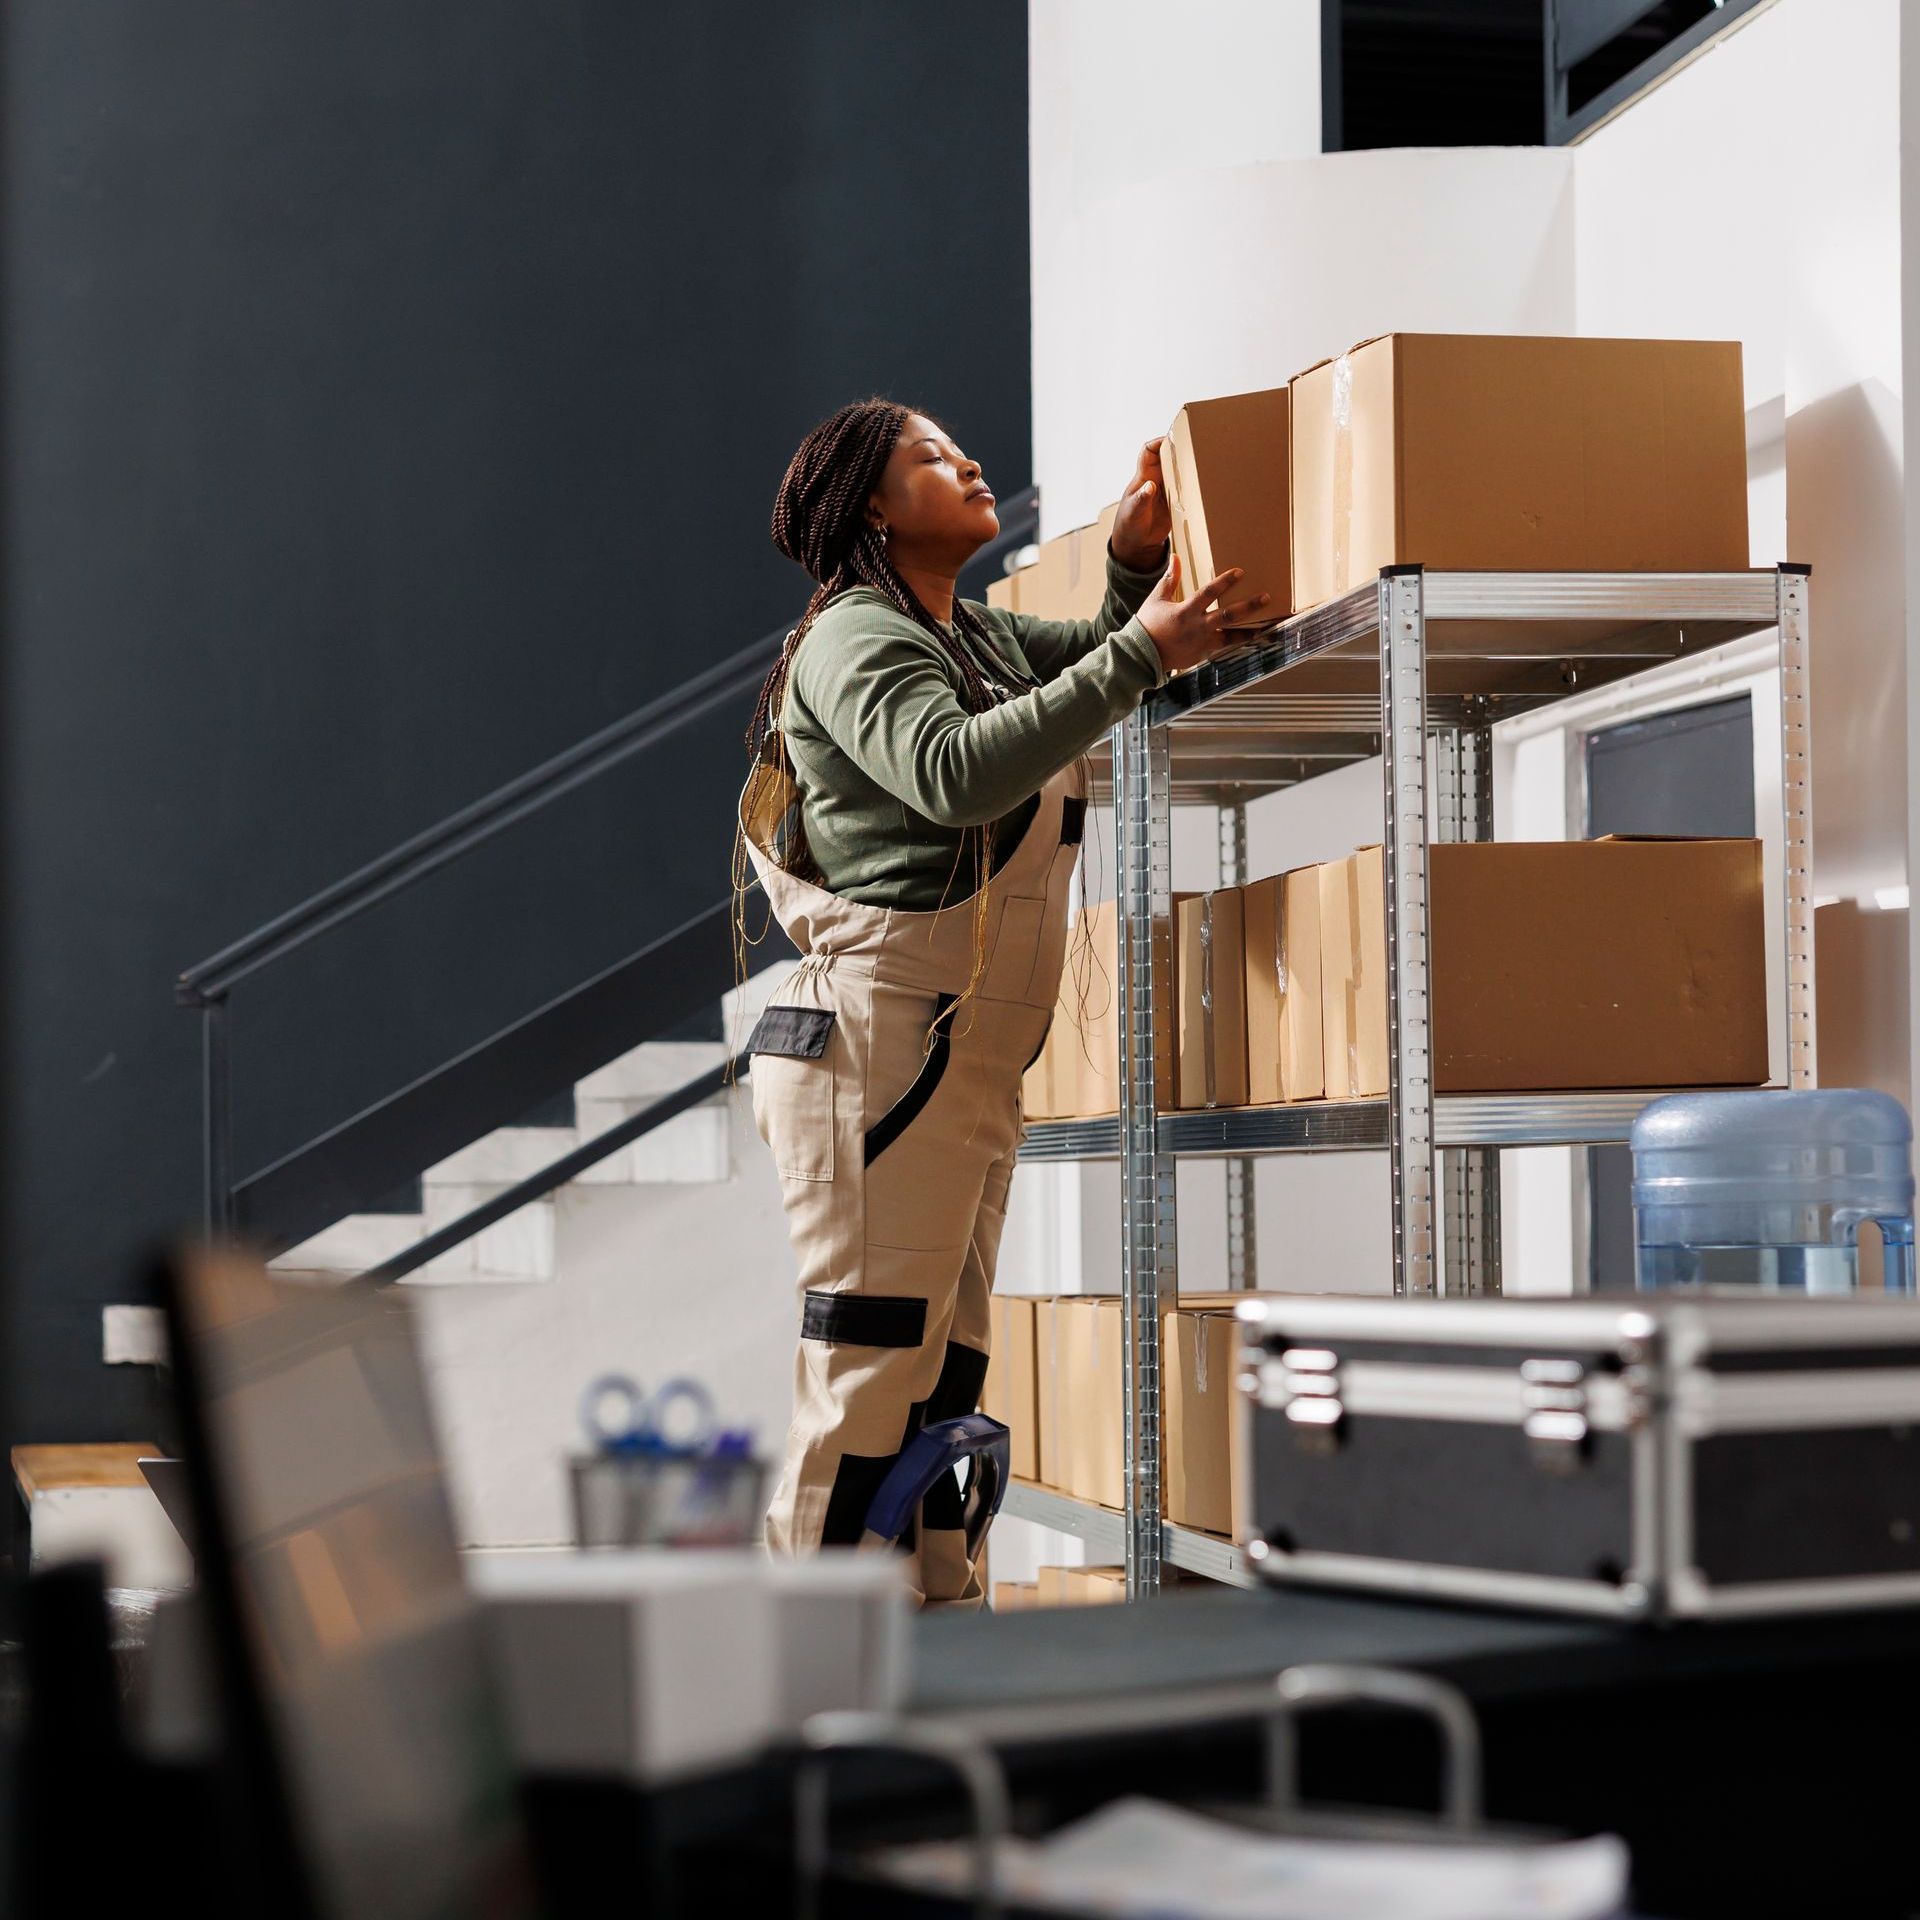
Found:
[1630,1089,1916,1294]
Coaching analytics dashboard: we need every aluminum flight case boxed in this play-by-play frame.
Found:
[1237,1293,1920,1622]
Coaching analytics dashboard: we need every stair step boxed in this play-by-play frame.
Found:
[426,1127,583,1186]
[575,1038,729,1103]
[420,1184,557,1281]
[272,1211,425,1273]
[573,1098,730,1183]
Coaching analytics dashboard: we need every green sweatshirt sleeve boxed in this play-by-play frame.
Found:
[1002,541,1169,685]
[791,595,1165,831]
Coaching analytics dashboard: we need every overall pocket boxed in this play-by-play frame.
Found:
[747,1004,837,1182]
[977,895,1047,1004]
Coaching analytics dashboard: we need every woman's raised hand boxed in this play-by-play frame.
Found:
[1110,439,1173,570]
[1134,553,1270,677]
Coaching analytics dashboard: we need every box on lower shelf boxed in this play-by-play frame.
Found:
[992,1295,1253,1549]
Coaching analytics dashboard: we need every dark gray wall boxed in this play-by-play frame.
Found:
[3,1,1031,1441]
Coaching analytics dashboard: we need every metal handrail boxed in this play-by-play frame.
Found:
[177,484,1037,1240]
[176,486,1039,1004]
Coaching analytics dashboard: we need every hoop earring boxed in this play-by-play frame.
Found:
[873,522,890,542]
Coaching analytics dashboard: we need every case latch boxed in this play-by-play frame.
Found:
[1521,1357,1589,1473]
[1279,1347,1344,1456]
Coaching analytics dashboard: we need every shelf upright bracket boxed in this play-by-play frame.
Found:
[1115,711,1176,1596]
[1435,714,1501,1297]
[1379,568,1437,1298]
[1776,564,1817,1089]
[1219,801,1257,1290]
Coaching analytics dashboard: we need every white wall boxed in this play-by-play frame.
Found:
[1576,0,1906,917]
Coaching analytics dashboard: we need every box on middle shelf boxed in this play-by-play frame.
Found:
[1028,893,1232,1121]
[1321,837,1769,1097]
[1289,333,1750,611]
[1240,867,1323,1104]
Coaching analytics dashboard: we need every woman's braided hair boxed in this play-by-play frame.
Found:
[745,397,1022,760]
[733,397,1034,1037]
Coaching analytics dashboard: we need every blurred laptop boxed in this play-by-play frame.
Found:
[157,1247,541,1920]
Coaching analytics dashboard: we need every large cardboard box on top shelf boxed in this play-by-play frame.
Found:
[987,504,1120,620]
[1241,868,1323,1104]
[1162,386,1292,625]
[1289,334,1750,611]
[1176,890,1249,1110]
[983,1295,1039,1481]
[1320,839,1769,1098]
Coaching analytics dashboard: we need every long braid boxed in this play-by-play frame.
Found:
[735,398,1029,1041]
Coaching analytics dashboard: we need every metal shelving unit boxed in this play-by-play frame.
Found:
[1017,564,1816,1596]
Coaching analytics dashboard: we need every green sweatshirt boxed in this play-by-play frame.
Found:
[779,548,1166,909]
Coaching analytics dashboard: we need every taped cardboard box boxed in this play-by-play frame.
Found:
[1321,839,1769,1097]
[983,1295,1039,1481]
[1289,334,1750,612]
[1063,1297,1126,1511]
[987,504,1120,620]
[1176,889,1249,1110]
[1163,1307,1251,1540]
[1163,387,1292,625]
[1035,1299,1069,1490]
[1242,868,1324,1104]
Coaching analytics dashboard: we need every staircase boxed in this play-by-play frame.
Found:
[271,1037,734,1286]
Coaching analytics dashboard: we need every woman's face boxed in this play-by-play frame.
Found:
[867,413,999,567]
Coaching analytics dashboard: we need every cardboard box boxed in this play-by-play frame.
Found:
[1063,899,1122,1117]
[1035,1299,1069,1491]
[1242,868,1324,1104]
[1163,1309,1250,1540]
[1289,334,1750,611]
[1321,839,1769,1097]
[992,1581,1040,1612]
[1037,1565,1127,1607]
[1059,1297,1125,1510]
[983,1296,1039,1481]
[1320,853,1387,1100]
[1041,895,1197,1120]
[1163,387,1292,624]
[987,504,1121,620]
[1176,889,1249,1110]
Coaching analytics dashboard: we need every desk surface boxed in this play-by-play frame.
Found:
[909,1582,1920,1713]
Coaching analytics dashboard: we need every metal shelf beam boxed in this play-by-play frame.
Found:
[1000,1482,1257,1590]
[1020,1087,1741,1161]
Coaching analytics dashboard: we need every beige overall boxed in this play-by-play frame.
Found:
[740,745,1086,1606]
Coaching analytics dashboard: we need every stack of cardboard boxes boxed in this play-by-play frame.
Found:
[993,333,1748,635]
[1025,837,1769,1119]
[983,1291,1252,1544]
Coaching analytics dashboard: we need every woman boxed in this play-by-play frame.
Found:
[738,398,1265,1605]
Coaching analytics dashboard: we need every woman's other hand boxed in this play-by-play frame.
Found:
[1109,439,1173,571]
[1135,555,1270,677]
